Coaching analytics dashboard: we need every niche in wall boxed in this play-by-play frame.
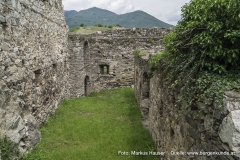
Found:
[53,63,57,70]
[34,69,42,84]
[84,75,91,96]
[84,41,89,67]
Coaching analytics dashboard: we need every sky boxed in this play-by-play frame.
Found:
[62,0,191,25]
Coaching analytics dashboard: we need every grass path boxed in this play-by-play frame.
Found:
[23,88,159,160]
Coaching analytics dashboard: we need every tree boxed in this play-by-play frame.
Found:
[164,0,240,74]
[80,23,85,27]
[94,23,104,27]
[115,24,122,27]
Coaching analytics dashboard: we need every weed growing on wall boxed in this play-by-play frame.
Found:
[134,49,148,58]
[78,36,85,41]
[148,52,169,70]
[147,36,153,43]
[0,136,19,160]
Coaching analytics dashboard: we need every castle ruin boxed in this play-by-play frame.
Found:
[0,0,239,159]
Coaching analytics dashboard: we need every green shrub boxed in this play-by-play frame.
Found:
[164,0,240,74]
[79,23,85,27]
[115,24,122,27]
[149,52,168,70]
[160,0,240,110]
[94,23,104,27]
[0,135,20,160]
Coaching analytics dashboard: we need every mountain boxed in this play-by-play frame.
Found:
[64,7,173,29]
[117,10,172,28]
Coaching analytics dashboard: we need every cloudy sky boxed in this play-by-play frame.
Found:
[62,0,191,25]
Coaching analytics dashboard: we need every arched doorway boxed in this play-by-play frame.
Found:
[84,75,90,96]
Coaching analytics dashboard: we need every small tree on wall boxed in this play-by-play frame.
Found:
[164,0,240,74]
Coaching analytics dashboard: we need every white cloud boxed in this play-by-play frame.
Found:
[156,8,182,25]
[63,0,137,13]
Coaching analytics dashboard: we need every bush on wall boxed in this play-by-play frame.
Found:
[165,0,240,74]
[149,0,240,110]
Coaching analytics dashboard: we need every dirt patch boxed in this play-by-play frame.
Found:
[77,111,92,116]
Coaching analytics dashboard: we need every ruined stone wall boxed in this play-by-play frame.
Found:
[134,56,240,160]
[68,28,170,98]
[0,0,69,153]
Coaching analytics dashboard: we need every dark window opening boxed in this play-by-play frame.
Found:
[4,66,8,71]
[143,72,149,83]
[142,72,150,98]
[84,41,88,49]
[170,127,175,137]
[34,69,41,84]
[2,22,7,31]
[53,63,57,70]
[34,69,41,74]
[100,65,109,74]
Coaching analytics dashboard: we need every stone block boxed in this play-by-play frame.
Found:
[222,143,230,151]
[219,110,240,155]
[224,91,240,112]
[225,91,240,98]
[6,0,16,8]
[0,15,5,23]
[1,42,10,51]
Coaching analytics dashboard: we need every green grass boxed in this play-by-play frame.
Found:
[69,26,122,34]
[22,88,159,160]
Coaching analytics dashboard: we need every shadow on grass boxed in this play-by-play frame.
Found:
[120,89,160,160]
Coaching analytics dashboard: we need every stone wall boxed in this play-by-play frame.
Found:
[134,56,240,160]
[0,0,69,153]
[68,28,170,98]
